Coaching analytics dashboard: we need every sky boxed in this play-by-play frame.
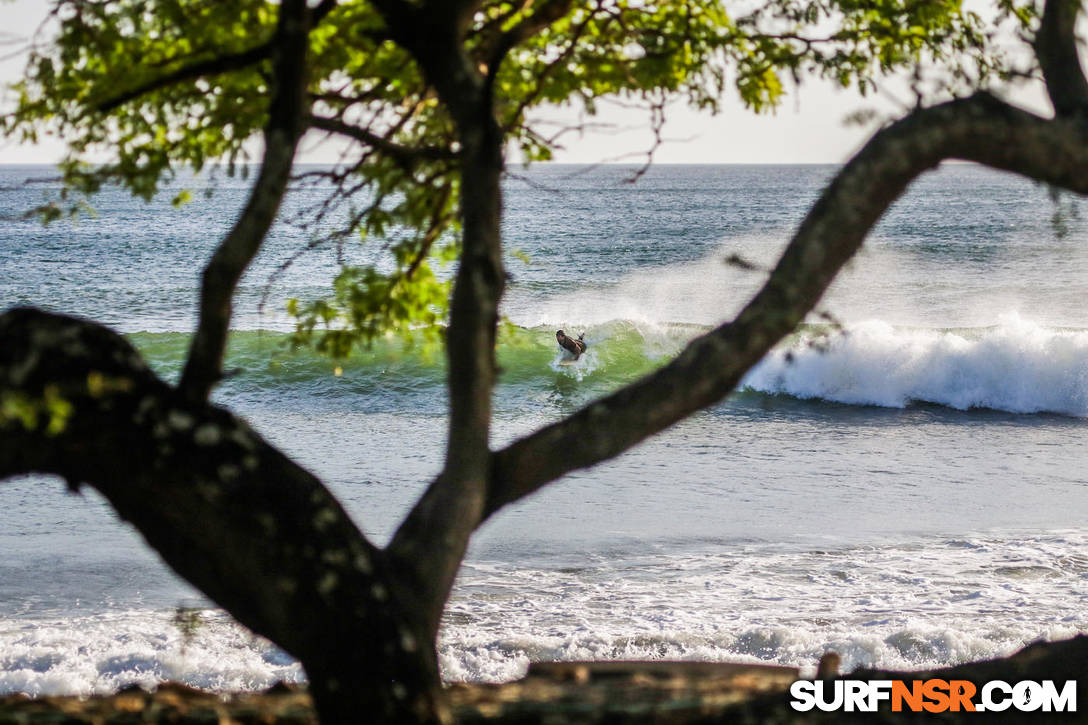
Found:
[0,0,1052,166]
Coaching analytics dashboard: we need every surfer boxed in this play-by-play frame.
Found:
[556,329,587,360]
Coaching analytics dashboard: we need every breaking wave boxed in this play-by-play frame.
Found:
[745,314,1088,416]
[126,313,1088,416]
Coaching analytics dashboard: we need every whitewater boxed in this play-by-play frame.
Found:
[1,163,1088,696]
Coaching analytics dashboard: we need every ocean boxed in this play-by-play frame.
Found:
[1,163,1087,696]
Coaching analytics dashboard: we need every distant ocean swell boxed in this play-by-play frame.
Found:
[132,314,1088,417]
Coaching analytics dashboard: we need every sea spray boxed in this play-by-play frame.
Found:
[745,314,1088,415]
[549,347,600,380]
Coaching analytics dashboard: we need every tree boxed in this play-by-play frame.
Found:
[1,0,1086,722]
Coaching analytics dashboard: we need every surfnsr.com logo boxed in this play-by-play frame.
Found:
[790,679,1077,713]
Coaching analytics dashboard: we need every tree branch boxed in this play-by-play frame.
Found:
[1034,0,1088,116]
[505,0,577,45]
[501,3,600,130]
[483,93,1088,520]
[0,307,445,722]
[177,0,311,403]
[368,0,484,124]
[306,114,455,165]
[382,14,506,639]
[385,118,506,640]
[312,0,339,22]
[96,42,273,113]
[484,0,576,81]
[92,0,341,114]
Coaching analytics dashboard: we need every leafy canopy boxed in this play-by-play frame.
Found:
[3,0,1003,355]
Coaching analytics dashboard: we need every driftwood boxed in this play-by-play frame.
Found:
[1,636,1085,724]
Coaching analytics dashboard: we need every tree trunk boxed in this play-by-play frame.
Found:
[381,1,510,647]
[387,112,507,641]
[0,307,449,724]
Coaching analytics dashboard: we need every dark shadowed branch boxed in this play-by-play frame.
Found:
[313,0,339,19]
[307,114,455,166]
[501,0,578,48]
[385,114,506,642]
[501,5,603,131]
[95,43,273,113]
[483,92,1088,521]
[94,2,339,114]
[0,308,445,723]
[177,0,311,403]
[483,0,577,80]
[1034,0,1088,117]
[379,5,507,639]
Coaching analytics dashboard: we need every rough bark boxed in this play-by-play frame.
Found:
[0,308,447,724]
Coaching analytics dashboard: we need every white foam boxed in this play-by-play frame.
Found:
[0,611,301,697]
[2,533,1086,695]
[438,531,1088,683]
[744,314,1088,415]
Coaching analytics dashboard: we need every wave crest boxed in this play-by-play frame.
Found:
[126,315,1088,416]
[744,314,1088,415]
